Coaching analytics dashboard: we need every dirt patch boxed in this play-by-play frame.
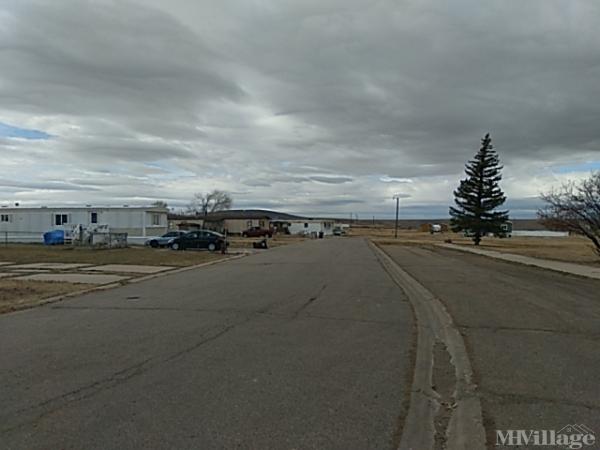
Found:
[0,279,85,314]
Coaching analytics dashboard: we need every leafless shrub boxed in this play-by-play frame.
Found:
[538,172,600,256]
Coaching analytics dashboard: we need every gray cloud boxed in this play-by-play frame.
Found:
[1,0,599,217]
[0,179,98,192]
[309,176,353,184]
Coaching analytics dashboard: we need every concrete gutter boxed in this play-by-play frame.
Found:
[371,242,486,450]
[438,243,600,280]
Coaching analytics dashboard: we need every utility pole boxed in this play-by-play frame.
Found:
[393,195,400,238]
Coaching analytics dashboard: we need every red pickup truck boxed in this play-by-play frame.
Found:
[242,226,273,238]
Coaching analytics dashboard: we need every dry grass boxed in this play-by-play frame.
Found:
[0,279,85,314]
[456,235,600,266]
[0,244,226,267]
[351,226,600,266]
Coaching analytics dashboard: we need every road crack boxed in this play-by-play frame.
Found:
[293,284,327,318]
[479,388,600,411]
[457,324,600,339]
[1,315,253,435]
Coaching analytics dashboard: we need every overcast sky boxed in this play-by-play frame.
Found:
[1,0,599,218]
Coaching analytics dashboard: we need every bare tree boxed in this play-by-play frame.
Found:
[188,190,232,216]
[152,200,168,208]
[538,172,600,256]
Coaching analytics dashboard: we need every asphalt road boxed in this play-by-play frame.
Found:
[4,239,599,449]
[383,245,600,446]
[1,238,414,450]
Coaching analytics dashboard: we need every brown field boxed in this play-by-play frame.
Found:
[0,280,85,314]
[350,226,600,266]
[0,244,227,267]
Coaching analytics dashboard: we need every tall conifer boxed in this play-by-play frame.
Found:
[450,133,509,245]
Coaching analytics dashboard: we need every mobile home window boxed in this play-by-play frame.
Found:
[90,212,98,224]
[152,214,160,226]
[304,223,308,228]
[55,214,68,225]
[1,214,12,222]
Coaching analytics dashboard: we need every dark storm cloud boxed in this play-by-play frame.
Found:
[0,0,243,126]
[213,0,600,171]
[1,0,599,215]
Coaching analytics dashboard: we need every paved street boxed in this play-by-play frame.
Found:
[1,239,414,450]
[383,245,600,446]
[2,238,600,449]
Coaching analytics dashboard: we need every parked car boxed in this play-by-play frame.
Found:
[168,230,227,251]
[145,231,187,248]
[242,226,273,238]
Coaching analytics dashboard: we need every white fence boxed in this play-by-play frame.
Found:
[512,230,569,237]
[89,232,128,248]
[0,231,43,244]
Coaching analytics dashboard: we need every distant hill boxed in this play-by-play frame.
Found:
[351,218,547,231]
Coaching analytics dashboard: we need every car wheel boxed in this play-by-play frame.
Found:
[171,242,180,251]
[150,240,159,248]
[208,242,216,252]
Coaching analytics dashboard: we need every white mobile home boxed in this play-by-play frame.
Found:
[0,205,168,244]
[287,219,335,236]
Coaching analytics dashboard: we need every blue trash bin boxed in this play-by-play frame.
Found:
[43,230,65,245]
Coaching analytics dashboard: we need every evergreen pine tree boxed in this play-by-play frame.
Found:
[449,133,509,245]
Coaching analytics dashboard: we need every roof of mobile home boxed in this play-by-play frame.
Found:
[0,205,168,211]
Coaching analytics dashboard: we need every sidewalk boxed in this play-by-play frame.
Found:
[438,243,600,281]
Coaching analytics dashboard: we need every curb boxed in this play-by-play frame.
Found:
[127,253,247,284]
